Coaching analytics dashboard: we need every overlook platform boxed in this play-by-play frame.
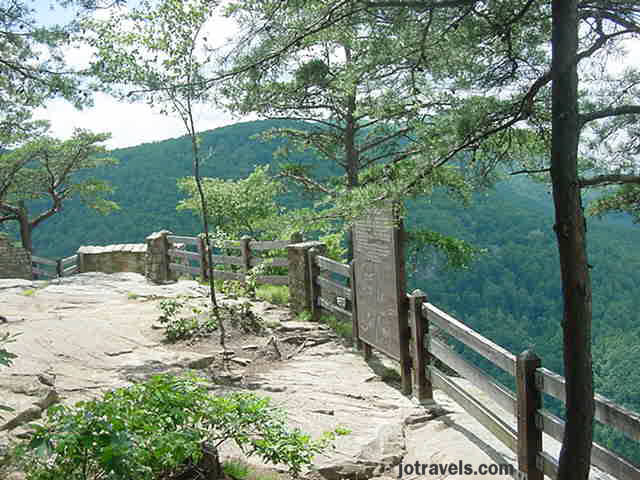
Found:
[0,273,617,480]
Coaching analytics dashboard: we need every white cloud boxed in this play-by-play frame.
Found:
[31,1,245,150]
[34,93,242,149]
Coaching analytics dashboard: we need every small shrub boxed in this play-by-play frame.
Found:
[225,302,264,334]
[245,260,270,298]
[21,289,35,297]
[218,279,245,298]
[18,374,345,480]
[157,298,218,342]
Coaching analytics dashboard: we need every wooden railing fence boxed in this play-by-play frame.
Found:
[305,251,640,480]
[167,233,300,286]
[32,254,78,279]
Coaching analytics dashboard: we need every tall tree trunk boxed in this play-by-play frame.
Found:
[551,2,594,479]
[17,201,32,252]
[185,105,225,350]
[344,44,358,263]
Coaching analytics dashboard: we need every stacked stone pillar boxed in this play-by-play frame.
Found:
[145,230,173,283]
[287,241,326,316]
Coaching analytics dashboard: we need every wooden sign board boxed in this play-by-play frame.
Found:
[353,204,407,361]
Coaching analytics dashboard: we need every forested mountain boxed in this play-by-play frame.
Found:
[4,119,639,460]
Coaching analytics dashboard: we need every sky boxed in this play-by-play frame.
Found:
[31,0,242,150]
[29,1,640,151]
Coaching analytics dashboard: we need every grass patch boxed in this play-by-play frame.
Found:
[379,366,402,383]
[255,284,289,305]
[321,314,352,339]
[127,292,139,300]
[223,458,282,480]
[223,458,250,480]
[20,289,35,297]
[295,312,352,339]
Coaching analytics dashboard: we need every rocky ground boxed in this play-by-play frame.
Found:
[0,273,613,480]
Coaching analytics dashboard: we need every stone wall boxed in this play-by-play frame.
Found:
[78,244,147,275]
[0,235,32,280]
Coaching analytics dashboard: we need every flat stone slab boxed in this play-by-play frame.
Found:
[0,273,210,413]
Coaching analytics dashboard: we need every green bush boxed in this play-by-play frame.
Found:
[157,298,218,342]
[19,374,344,480]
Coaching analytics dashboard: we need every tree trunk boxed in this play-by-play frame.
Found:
[344,44,358,263]
[17,202,33,252]
[551,2,594,479]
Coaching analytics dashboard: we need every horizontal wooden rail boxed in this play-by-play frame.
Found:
[536,409,640,480]
[535,368,640,442]
[213,240,240,249]
[249,257,288,268]
[32,255,57,267]
[317,296,352,319]
[210,270,245,282]
[255,275,288,285]
[429,365,518,452]
[60,255,77,266]
[62,265,78,276]
[424,303,516,376]
[314,255,350,277]
[169,263,201,276]
[167,235,199,246]
[210,254,244,266]
[250,240,289,251]
[315,276,352,300]
[168,249,201,261]
[429,337,517,416]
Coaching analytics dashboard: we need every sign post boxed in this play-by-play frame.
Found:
[353,204,410,392]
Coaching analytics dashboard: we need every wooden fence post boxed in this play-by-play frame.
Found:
[240,236,251,281]
[349,260,361,350]
[408,289,433,404]
[307,247,321,321]
[516,350,543,480]
[56,259,62,278]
